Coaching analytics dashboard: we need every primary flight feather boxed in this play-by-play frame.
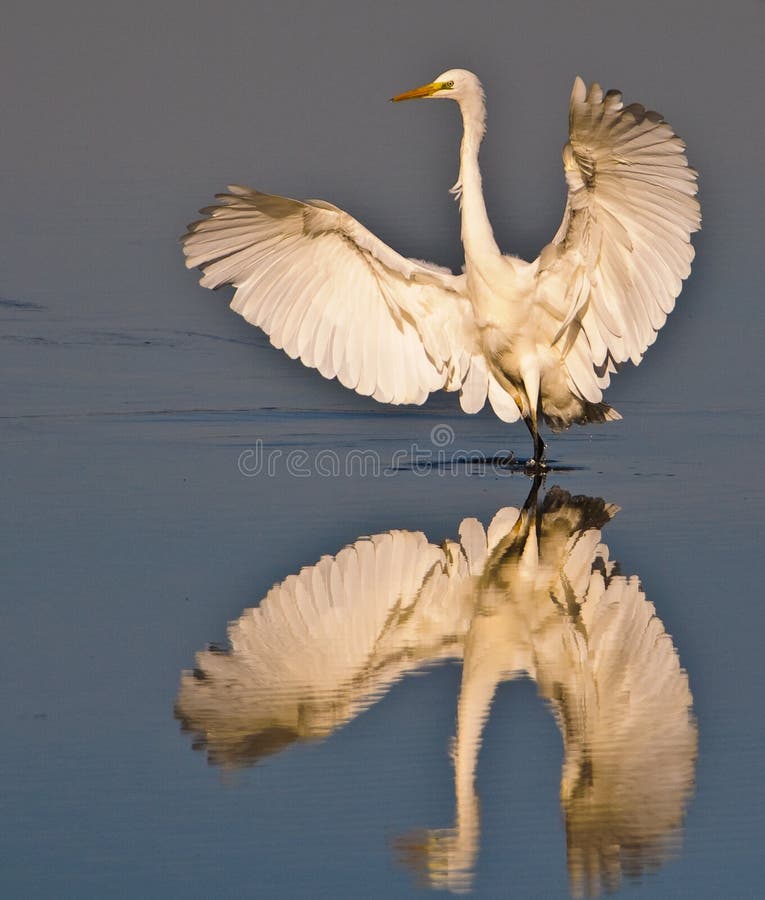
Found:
[182,69,700,465]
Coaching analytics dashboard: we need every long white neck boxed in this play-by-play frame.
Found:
[453,90,501,262]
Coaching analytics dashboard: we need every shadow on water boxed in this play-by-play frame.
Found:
[387,454,581,474]
[175,480,696,898]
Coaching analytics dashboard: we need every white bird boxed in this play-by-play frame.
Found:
[182,69,700,466]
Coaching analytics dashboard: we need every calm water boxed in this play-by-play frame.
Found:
[3,305,763,899]
[3,2,763,895]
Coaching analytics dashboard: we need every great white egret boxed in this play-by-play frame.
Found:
[182,69,700,466]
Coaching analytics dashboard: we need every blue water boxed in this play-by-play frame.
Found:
[3,305,763,898]
[2,0,763,894]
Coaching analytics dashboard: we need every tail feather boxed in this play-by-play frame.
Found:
[544,401,621,432]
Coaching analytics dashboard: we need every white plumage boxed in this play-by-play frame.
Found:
[182,69,700,464]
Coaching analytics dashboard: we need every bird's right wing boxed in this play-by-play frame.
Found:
[182,186,517,419]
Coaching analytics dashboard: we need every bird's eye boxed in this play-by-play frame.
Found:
[445,80,455,89]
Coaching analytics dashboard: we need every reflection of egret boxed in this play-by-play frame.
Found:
[176,483,695,895]
[182,69,699,466]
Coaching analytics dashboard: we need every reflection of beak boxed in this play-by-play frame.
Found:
[391,80,444,102]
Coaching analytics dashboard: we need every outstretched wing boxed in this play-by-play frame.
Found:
[182,186,516,418]
[534,79,700,402]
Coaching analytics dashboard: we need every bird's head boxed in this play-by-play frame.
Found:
[391,68,483,105]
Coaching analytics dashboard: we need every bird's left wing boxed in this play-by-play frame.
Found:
[182,186,514,417]
[533,79,700,403]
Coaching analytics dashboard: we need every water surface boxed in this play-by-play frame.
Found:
[3,308,763,898]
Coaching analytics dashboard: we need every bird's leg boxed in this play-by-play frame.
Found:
[523,415,547,471]
[519,362,546,471]
[534,429,547,468]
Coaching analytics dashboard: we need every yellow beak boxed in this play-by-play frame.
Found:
[390,80,446,102]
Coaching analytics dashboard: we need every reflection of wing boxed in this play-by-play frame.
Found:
[175,528,478,767]
[553,566,696,898]
[534,80,700,403]
[399,488,695,897]
[508,494,696,897]
[182,187,518,419]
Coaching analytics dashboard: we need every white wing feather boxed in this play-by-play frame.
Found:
[535,78,700,400]
[182,186,501,411]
